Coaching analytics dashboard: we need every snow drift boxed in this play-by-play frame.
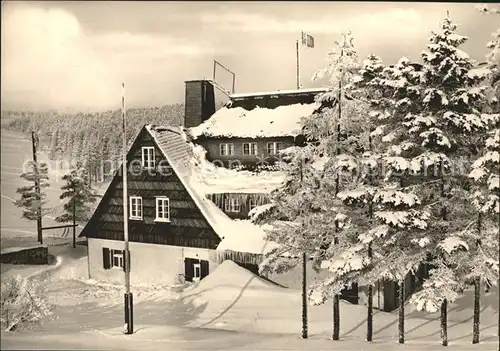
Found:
[187,260,280,295]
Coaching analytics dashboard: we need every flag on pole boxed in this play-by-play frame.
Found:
[301,31,314,48]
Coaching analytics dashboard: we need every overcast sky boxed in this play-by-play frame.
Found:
[1,1,498,112]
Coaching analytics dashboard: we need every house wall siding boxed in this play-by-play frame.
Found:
[198,136,295,167]
[88,238,219,285]
[84,128,221,250]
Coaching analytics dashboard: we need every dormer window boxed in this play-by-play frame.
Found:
[243,142,258,156]
[142,147,155,169]
[219,143,234,156]
[267,142,283,155]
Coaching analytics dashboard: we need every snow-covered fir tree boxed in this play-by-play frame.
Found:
[468,127,499,341]
[402,15,497,346]
[477,1,500,88]
[301,31,372,341]
[55,162,98,224]
[357,56,430,344]
[255,144,324,339]
[305,52,387,342]
[15,161,50,221]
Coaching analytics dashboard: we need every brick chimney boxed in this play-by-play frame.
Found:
[184,80,216,128]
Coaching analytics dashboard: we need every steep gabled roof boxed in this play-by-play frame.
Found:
[81,124,277,255]
[148,125,280,255]
[145,125,231,237]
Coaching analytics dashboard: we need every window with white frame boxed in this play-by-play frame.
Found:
[111,249,124,268]
[242,142,258,156]
[103,248,125,270]
[129,196,143,220]
[224,197,241,213]
[155,197,170,222]
[219,143,234,156]
[267,142,283,155]
[142,147,155,169]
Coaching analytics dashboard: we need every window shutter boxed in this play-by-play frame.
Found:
[200,260,209,280]
[184,258,193,282]
[103,248,110,269]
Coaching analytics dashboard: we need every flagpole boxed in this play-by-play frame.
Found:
[296,38,300,89]
[122,82,134,335]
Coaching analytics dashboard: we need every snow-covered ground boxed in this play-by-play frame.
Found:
[1,244,498,350]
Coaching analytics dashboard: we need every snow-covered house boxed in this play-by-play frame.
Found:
[80,79,419,311]
[189,87,327,169]
[79,123,279,285]
[79,80,326,286]
[186,81,328,219]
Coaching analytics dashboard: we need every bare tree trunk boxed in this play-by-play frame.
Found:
[441,299,448,346]
[398,281,405,344]
[367,284,373,341]
[473,277,480,344]
[497,214,499,339]
[302,252,308,339]
[333,294,340,340]
[473,213,481,344]
[367,244,373,342]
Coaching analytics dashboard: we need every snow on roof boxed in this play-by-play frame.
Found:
[1,244,46,255]
[229,87,328,99]
[146,125,280,255]
[190,102,320,139]
[189,142,285,194]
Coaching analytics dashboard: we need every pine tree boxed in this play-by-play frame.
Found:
[403,14,497,346]
[357,56,429,345]
[55,162,98,224]
[351,53,389,342]
[477,0,500,77]
[302,31,367,341]
[469,128,499,341]
[256,145,323,340]
[15,161,50,221]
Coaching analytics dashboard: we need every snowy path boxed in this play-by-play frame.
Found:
[1,325,498,351]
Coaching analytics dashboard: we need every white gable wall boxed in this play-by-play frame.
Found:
[88,237,219,286]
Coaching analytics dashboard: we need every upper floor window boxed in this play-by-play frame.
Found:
[155,197,170,222]
[142,147,155,169]
[219,143,234,156]
[129,196,143,220]
[242,142,258,156]
[224,197,241,213]
[267,142,283,155]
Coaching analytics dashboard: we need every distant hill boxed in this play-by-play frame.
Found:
[1,104,184,182]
